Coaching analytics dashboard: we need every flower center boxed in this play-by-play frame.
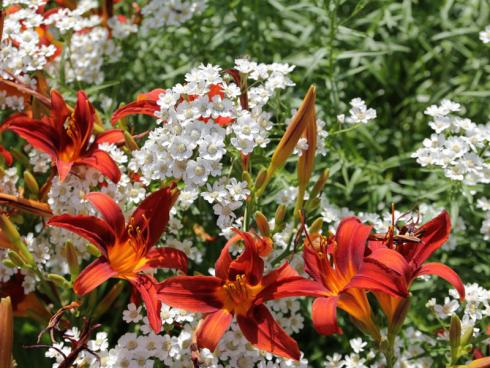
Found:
[220,275,263,315]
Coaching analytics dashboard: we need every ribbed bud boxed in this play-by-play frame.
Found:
[64,241,79,279]
[309,217,323,234]
[47,273,71,288]
[254,168,267,190]
[255,211,270,237]
[124,130,139,151]
[23,170,39,195]
[86,243,101,257]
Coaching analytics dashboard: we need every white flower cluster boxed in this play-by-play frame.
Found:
[0,1,56,81]
[324,338,376,368]
[0,90,25,111]
[412,100,490,185]
[44,0,100,34]
[140,0,207,33]
[477,197,490,241]
[479,26,490,44]
[337,98,377,125]
[427,283,490,337]
[0,167,19,195]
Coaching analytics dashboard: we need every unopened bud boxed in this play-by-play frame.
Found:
[460,324,474,347]
[305,197,321,212]
[255,211,270,237]
[47,273,70,288]
[93,282,125,319]
[309,217,323,234]
[23,171,39,195]
[254,168,267,190]
[86,243,101,257]
[2,259,16,269]
[242,171,253,188]
[310,168,329,199]
[450,314,462,361]
[124,130,139,151]
[8,250,26,268]
[0,297,14,368]
[64,241,79,279]
[0,215,34,265]
[274,204,286,231]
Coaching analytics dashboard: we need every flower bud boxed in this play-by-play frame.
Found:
[274,204,286,232]
[242,171,253,189]
[2,259,16,269]
[254,168,267,190]
[0,297,13,368]
[460,324,474,347]
[93,282,125,319]
[255,211,270,237]
[124,130,139,151]
[7,250,26,269]
[47,273,71,289]
[305,197,321,212]
[0,215,34,265]
[64,241,79,279]
[86,243,101,257]
[309,217,323,234]
[310,168,329,200]
[23,170,39,196]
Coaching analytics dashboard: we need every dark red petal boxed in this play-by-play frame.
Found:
[48,214,115,256]
[0,145,13,166]
[196,309,233,352]
[130,186,177,249]
[49,89,71,133]
[85,192,125,239]
[311,296,342,336]
[56,160,73,182]
[94,129,125,145]
[303,244,323,283]
[157,276,223,313]
[130,274,162,333]
[215,234,240,280]
[411,211,451,266]
[334,217,372,276]
[73,258,116,296]
[77,149,121,183]
[416,262,465,300]
[8,119,59,159]
[145,247,188,273]
[228,230,264,285]
[74,90,95,151]
[237,304,301,361]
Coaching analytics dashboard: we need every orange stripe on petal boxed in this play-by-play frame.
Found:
[73,259,116,296]
[131,274,162,333]
[416,262,465,300]
[146,247,188,273]
[86,192,126,239]
[77,149,121,183]
[311,296,341,336]
[196,309,233,352]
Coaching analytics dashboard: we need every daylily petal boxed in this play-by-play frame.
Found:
[215,234,240,280]
[416,262,465,300]
[311,296,341,336]
[411,211,451,266]
[157,276,223,313]
[130,274,162,333]
[237,304,300,361]
[48,214,115,256]
[49,90,71,133]
[196,309,233,352]
[130,186,178,249]
[8,119,59,159]
[77,149,121,183]
[73,258,116,296]
[73,90,95,151]
[373,291,400,326]
[0,145,13,166]
[56,160,73,182]
[228,229,264,285]
[85,192,126,239]
[111,94,161,125]
[334,217,372,276]
[145,247,188,273]
[94,129,125,145]
[303,243,323,283]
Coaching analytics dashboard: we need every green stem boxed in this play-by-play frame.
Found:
[383,330,397,368]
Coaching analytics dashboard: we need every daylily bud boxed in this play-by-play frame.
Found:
[390,297,411,335]
[64,241,79,279]
[124,130,139,151]
[274,204,286,232]
[8,250,26,268]
[93,282,125,319]
[465,357,490,368]
[242,171,253,189]
[310,168,329,200]
[461,324,474,347]
[305,197,321,212]
[309,217,323,234]
[23,170,39,195]
[86,243,101,257]
[255,211,270,237]
[47,273,71,289]
[254,168,267,190]
[0,214,34,265]
[2,259,16,269]
[0,297,13,368]
[450,314,462,361]
[256,85,316,197]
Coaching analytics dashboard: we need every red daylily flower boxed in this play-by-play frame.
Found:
[157,230,324,360]
[47,186,188,333]
[366,210,465,326]
[112,84,234,127]
[6,90,123,182]
[303,217,409,340]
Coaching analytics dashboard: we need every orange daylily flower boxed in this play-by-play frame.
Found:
[303,217,409,340]
[6,90,124,182]
[47,186,188,333]
[157,230,324,360]
[365,211,465,326]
